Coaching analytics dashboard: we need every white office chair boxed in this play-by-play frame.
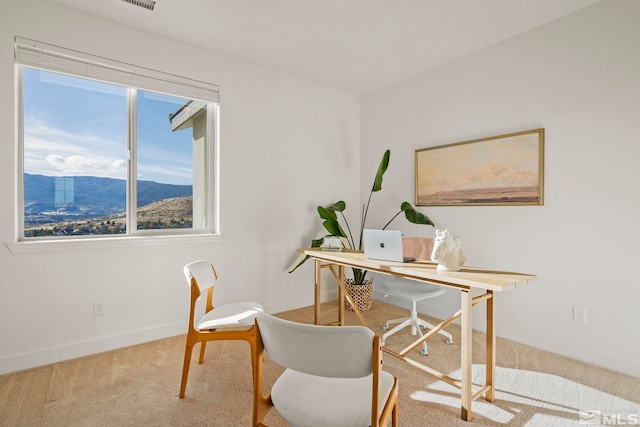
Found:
[381,237,453,356]
[253,312,398,427]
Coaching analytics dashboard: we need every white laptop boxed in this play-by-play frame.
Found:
[362,229,415,263]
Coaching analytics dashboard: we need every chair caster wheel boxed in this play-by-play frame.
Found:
[420,349,429,356]
[382,325,389,330]
[419,325,426,330]
[445,339,454,345]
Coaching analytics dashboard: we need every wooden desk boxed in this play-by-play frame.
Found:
[302,248,535,422]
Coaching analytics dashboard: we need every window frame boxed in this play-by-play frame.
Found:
[10,37,221,252]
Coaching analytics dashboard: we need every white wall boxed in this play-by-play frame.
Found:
[0,0,361,374]
[362,0,640,377]
[2,0,638,380]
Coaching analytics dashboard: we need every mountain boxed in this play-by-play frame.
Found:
[24,196,193,237]
[23,173,192,224]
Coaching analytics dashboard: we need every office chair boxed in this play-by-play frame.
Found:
[252,312,398,427]
[180,260,264,398]
[381,237,453,356]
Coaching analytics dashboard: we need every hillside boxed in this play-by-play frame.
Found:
[25,174,192,208]
[25,196,193,237]
[23,173,192,226]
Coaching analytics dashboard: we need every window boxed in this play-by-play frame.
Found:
[15,37,219,240]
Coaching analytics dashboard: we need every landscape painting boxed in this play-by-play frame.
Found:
[415,129,544,206]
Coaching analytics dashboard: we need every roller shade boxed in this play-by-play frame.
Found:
[15,36,219,103]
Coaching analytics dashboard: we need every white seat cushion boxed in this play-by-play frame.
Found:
[196,302,263,330]
[271,369,395,427]
[381,277,445,301]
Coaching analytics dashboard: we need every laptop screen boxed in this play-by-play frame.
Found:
[363,229,413,262]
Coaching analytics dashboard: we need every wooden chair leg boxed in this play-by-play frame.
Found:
[198,341,207,364]
[248,326,259,383]
[392,401,398,427]
[180,341,194,398]
[252,325,273,426]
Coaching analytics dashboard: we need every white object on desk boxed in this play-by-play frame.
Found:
[322,236,343,251]
[431,229,466,271]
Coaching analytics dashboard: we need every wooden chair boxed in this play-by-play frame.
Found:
[253,312,398,427]
[180,260,264,398]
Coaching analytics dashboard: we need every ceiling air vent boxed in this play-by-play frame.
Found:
[121,0,156,11]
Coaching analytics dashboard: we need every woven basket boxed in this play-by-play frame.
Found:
[344,278,373,312]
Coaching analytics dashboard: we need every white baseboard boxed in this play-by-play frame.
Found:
[0,321,186,376]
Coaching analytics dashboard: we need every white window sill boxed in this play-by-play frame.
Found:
[5,233,222,254]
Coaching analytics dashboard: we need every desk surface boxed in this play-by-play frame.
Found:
[302,248,535,292]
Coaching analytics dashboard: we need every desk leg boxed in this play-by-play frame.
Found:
[485,290,496,402]
[336,273,368,328]
[461,290,473,421]
[338,265,345,326]
[314,260,321,325]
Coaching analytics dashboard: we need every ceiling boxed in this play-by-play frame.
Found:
[50,0,602,95]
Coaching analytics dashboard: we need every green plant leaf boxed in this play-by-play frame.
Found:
[287,254,308,273]
[352,268,367,284]
[322,218,345,236]
[372,149,390,192]
[287,238,324,273]
[401,201,434,226]
[326,201,346,212]
[318,205,347,237]
[318,205,337,221]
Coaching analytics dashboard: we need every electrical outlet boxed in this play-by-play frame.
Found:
[94,300,105,316]
[573,306,586,324]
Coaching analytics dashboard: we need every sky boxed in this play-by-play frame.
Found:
[22,67,195,186]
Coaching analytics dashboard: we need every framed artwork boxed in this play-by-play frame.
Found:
[415,128,544,206]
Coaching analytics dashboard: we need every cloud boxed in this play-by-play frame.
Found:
[46,154,97,173]
[24,120,192,184]
[24,121,126,178]
[431,161,537,192]
[110,159,126,173]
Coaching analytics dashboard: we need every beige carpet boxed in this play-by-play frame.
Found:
[1,301,638,426]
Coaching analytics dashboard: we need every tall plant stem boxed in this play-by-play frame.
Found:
[381,211,402,230]
[339,211,356,249]
[359,190,374,249]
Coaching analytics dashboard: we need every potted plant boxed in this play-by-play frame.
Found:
[288,149,435,310]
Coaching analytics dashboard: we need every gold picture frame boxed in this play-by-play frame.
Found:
[415,128,544,206]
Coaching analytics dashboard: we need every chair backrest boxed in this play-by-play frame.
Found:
[256,312,374,378]
[402,237,434,260]
[183,260,217,291]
